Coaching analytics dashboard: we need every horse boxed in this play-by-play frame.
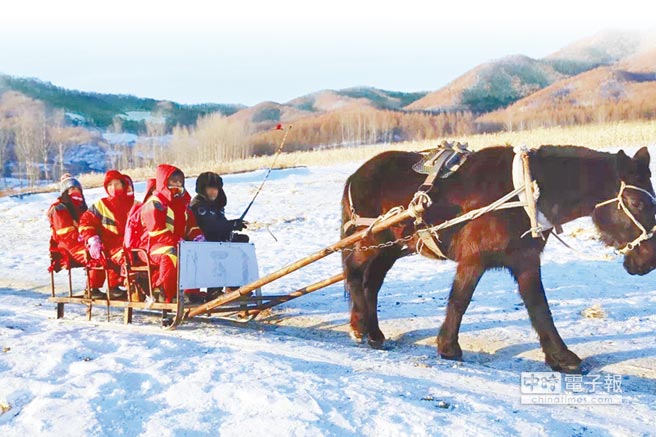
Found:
[341,145,656,373]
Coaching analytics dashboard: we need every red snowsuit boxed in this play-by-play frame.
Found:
[79,170,136,289]
[48,197,104,288]
[141,165,202,302]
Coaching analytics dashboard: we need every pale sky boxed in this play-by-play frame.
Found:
[0,0,653,106]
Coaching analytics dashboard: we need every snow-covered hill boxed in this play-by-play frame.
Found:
[1,149,655,435]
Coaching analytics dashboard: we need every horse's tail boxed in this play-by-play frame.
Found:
[341,177,355,240]
[341,177,356,300]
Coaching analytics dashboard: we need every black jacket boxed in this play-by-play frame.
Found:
[191,172,232,242]
[190,194,233,242]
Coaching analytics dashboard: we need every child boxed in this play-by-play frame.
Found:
[47,174,104,295]
[79,170,135,298]
[141,165,204,303]
[190,171,248,243]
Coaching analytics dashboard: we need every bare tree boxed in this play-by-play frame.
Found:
[146,118,166,164]
[0,126,10,184]
[49,110,93,180]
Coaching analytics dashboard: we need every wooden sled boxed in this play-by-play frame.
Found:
[48,200,426,329]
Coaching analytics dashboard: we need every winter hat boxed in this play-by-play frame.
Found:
[103,169,124,190]
[195,172,223,195]
[60,173,82,195]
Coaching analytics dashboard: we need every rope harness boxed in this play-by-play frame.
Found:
[594,181,656,255]
[344,144,656,260]
[343,144,547,256]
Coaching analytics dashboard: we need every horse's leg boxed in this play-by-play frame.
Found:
[509,253,582,373]
[344,251,369,341]
[437,260,485,360]
[362,249,399,348]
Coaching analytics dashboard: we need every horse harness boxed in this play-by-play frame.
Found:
[595,181,656,255]
[344,143,559,258]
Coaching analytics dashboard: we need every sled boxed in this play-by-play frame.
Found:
[47,198,427,328]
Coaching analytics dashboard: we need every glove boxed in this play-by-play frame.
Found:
[193,234,206,242]
[87,235,103,260]
[230,219,247,231]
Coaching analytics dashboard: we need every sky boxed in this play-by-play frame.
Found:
[0,0,654,106]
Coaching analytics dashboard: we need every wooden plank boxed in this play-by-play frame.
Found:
[48,297,179,311]
[187,203,424,318]
[249,273,344,317]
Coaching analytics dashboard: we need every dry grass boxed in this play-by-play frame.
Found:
[3,120,655,197]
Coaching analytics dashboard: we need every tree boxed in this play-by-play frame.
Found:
[0,126,10,183]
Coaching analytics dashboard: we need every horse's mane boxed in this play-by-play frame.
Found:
[533,145,615,160]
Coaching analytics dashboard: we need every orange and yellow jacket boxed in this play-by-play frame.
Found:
[47,197,87,260]
[80,170,137,252]
[140,164,203,265]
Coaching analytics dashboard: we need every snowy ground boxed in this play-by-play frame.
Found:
[1,147,655,436]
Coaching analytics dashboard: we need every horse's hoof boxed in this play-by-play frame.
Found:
[545,349,582,374]
[438,340,463,361]
[366,328,386,349]
[439,353,463,362]
[349,330,365,343]
[368,338,385,349]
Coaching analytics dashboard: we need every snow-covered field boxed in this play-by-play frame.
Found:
[1,147,655,436]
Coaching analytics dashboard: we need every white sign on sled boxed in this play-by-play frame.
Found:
[178,241,260,289]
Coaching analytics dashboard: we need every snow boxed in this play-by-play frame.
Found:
[119,111,166,124]
[1,147,656,435]
[102,132,139,146]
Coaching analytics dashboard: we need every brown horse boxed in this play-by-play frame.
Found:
[341,145,656,373]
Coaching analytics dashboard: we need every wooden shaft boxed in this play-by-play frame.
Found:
[521,152,540,238]
[187,203,424,318]
[68,268,73,297]
[50,270,55,298]
[249,272,345,317]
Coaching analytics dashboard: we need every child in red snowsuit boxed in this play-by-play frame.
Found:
[79,170,137,296]
[47,174,104,291]
[141,165,204,302]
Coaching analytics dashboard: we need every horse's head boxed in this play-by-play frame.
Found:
[593,147,656,275]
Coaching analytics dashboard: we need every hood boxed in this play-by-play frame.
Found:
[155,164,184,202]
[122,174,135,198]
[143,177,156,203]
[104,169,124,196]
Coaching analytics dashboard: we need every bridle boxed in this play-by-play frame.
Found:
[595,181,656,254]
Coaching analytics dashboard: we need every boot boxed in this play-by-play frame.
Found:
[109,286,127,300]
[85,288,104,299]
[206,287,224,301]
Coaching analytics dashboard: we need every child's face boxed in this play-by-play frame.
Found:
[67,187,82,196]
[167,174,185,197]
[205,187,219,201]
[106,178,124,197]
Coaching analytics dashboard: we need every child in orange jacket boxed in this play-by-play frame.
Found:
[141,165,204,302]
[48,174,104,292]
[79,170,137,296]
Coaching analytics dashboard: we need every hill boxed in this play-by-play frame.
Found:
[406,31,655,115]
[405,55,568,113]
[227,87,427,132]
[0,73,244,133]
[477,46,656,130]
